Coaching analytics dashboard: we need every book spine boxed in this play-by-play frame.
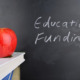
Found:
[2,71,14,80]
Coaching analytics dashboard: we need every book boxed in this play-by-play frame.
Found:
[0,52,25,80]
[2,71,14,80]
[12,67,20,80]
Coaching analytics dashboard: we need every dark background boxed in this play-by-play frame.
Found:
[0,0,80,80]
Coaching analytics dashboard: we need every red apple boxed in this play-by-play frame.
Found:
[0,28,17,58]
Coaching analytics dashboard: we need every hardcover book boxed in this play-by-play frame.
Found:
[2,71,14,80]
[0,52,25,80]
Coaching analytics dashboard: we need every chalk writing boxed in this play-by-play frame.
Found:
[34,16,80,46]
[34,16,80,29]
[35,31,80,44]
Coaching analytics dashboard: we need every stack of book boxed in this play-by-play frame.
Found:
[0,52,25,80]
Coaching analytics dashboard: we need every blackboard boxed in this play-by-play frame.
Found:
[1,0,80,80]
